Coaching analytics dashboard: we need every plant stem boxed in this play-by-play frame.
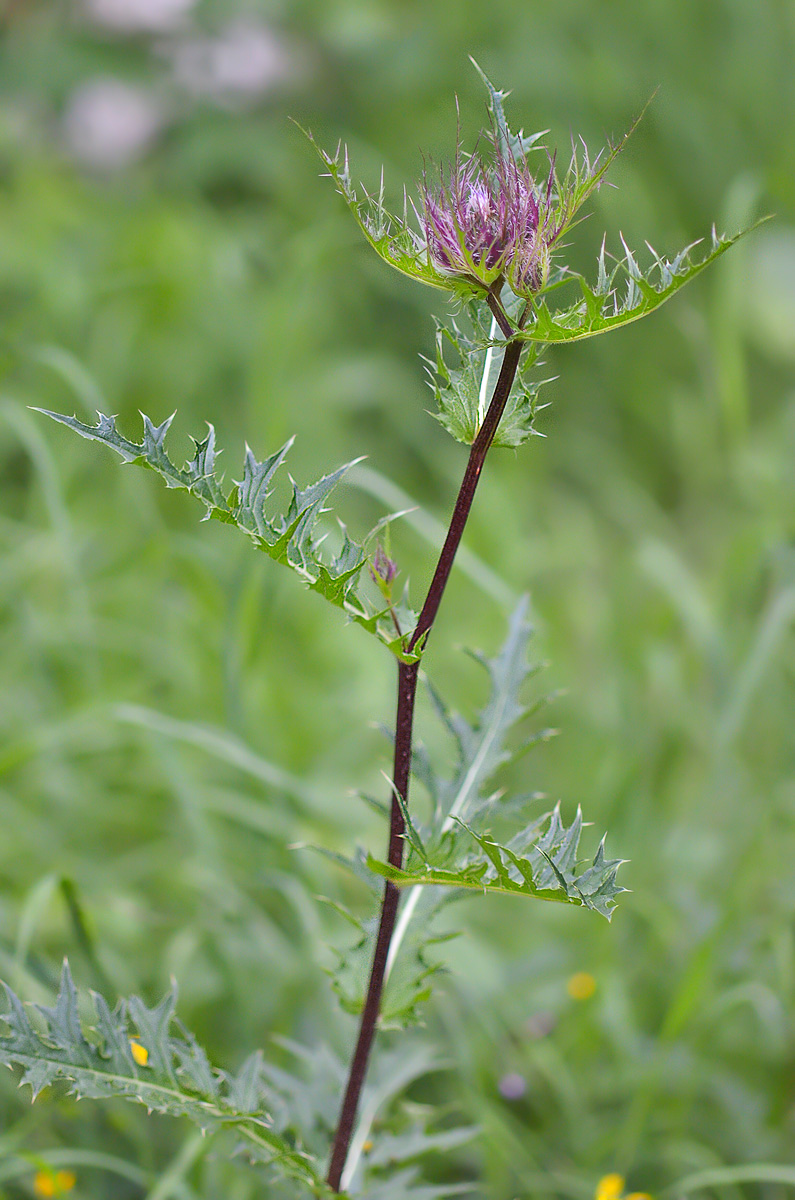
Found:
[326,336,523,1193]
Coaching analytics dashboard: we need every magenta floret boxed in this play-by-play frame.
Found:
[419,130,559,296]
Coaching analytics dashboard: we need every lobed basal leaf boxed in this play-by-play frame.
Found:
[375,601,623,922]
[324,886,457,1029]
[0,962,333,1195]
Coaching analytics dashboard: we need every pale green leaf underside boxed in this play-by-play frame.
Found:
[369,803,625,920]
[324,884,455,1028]
[515,224,760,344]
[0,963,333,1196]
[428,316,547,448]
[34,409,419,662]
[414,596,545,827]
[329,600,555,1022]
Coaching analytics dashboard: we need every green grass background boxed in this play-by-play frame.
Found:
[1,0,794,1196]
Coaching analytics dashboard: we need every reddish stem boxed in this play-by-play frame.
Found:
[326,336,523,1193]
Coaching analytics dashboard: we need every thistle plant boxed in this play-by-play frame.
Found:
[1,65,753,1198]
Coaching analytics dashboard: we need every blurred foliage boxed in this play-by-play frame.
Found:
[0,0,794,1197]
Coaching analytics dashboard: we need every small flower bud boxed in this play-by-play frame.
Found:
[369,544,397,587]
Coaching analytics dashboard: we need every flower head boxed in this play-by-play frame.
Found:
[419,127,557,297]
[313,67,743,344]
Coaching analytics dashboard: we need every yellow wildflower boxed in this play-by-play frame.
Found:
[130,1039,149,1066]
[33,1170,76,1197]
[595,1173,625,1200]
[594,1175,653,1200]
[567,971,597,1001]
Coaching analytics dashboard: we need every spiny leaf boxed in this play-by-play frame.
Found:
[367,599,623,995]
[468,57,549,164]
[34,408,421,663]
[513,223,764,345]
[426,315,548,448]
[368,802,626,920]
[330,599,565,1030]
[0,963,333,1195]
[315,847,449,1032]
[301,128,475,299]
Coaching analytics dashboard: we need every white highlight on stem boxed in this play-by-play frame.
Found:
[346,676,514,1184]
[385,669,510,981]
[384,883,422,980]
[339,1079,389,1191]
[477,313,501,427]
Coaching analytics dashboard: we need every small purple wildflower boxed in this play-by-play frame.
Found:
[498,1072,527,1100]
[420,127,560,297]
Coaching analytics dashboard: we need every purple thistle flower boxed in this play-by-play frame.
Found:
[419,126,561,297]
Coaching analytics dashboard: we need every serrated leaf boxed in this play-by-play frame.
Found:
[327,604,547,1025]
[301,128,476,299]
[368,802,626,920]
[35,408,421,663]
[513,223,763,344]
[0,963,332,1195]
[368,600,623,1038]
